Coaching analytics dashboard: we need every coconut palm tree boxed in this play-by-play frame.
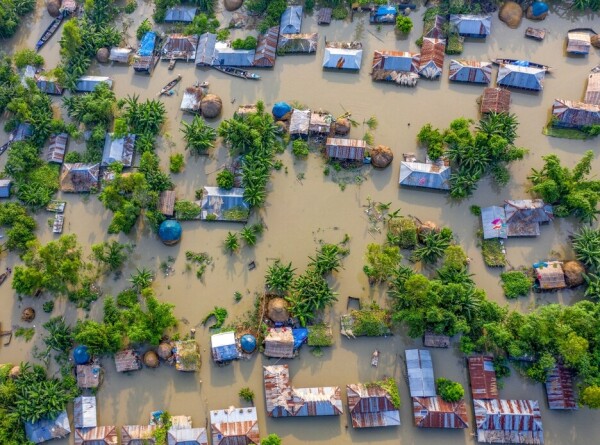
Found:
[308,244,342,275]
[129,267,153,291]
[181,116,217,155]
[410,232,451,264]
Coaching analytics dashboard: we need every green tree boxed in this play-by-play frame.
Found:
[436,378,464,402]
[136,18,152,39]
[287,270,337,326]
[292,139,310,158]
[395,16,413,33]
[363,243,402,284]
[239,387,255,403]
[169,153,185,173]
[129,267,154,291]
[91,240,133,271]
[558,332,589,369]
[224,232,239,254]
[308,244,346,275]
[60,20,83,59]
[181,115,217,155]
[73,319,124,355]
[500,271,532,299]
[581,385,600,409]
[123,290,177,345]
[240,226,257,246]
[216,169,235,189]
[13,49,44,69]
[572,226,600,272]
[261,434,282,445]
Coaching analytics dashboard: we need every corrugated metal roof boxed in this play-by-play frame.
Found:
[280,6,303,34]
[325,138,366,161]
[497,64,545,91]
[196,32,217,65]
[209,406,259,445]
[47,133,68,164]
[159,190,176,216]
[346,383,401,428]
[552,98,600,128]
[109,47,133,63]
[264,328,294,358]
[74,396,97,428]
[167,427,208,445]
[424,15,446,39]
[545,365,577,410]
[318,8,332,24]
[450,14,492,37]
[121,425,157,444]
[254,26,279,67]
[399,161,451,190]
[74,76,113,92]
[584,72,600,105]
[60,163,100,193]
[405,349,436,397]
[504,199,552,237]
[413,396,468,429]
[474,399,544,445]
[481,206,507,239]
[36,75,64,95]
[323,48,363,70]
[74,426,118,445]
[309,112,332,133]
[102,133,135,167]
[468,356,499,399]
[423,332,450,348]
[214,43,255,67]
[481,87,511,113]
[567,32,591,54]
[418,38,445,79]
[25,411,71,444]
[165,6,197,23]
[277,33,318,53]
[211,332,239,363]
[448,59,492,84]
[200,186,249,222]
[290,109,310,135]
[162,34,199,61]
[372,50,420,73]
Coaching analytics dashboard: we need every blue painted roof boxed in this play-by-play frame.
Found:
[200,187,250,221]
[375,5,397,16]
[399,161,451,190]
[164,6,197,22]
[25,412,71,444]
[214,46,255,67]
[481,206,507,239]
[497,65,544,91]
[139,32,157,57]
[280,6,303,34]
[449,14,491,36]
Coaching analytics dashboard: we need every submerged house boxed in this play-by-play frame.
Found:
[497,64,545,91]
[121,425,157,445]
[504,199,553,237]
[210,406,260,445]
[164,5,197,23]
[474,399,544,445]
[399,159,451,191]
[134,31,159,73]
[114,349,142,372]
[159,190,176,217]
[280,6,303,34]
[566,30,591,55]
[211,331,240,364]
[264,364,343,417]
[325,137,366,162]
[552,99,600,128]
[323,42,363,70]
[253,26,279,67]
[450,14,491,38]
[60,163,100,193]
[76,364,101,389]
[423,15,446,39]
[448,59,492,84]
[213,42,255,67]
[108,47,133,64]
[418,38,445,79]
[346,383,401,428]
[174,340,201,372]
[534,261,567,290]
[264,328,295,359]
[180,86,203,113]
[47,133,68,164]
[480,87,511,114]
[195,32,218,66]
[584,72,600,105]
[0,179,10,198]
[289,109,311,138]
[36,75,64,95]
[74,76,113,92]
[371,50,420,86]
[481,206,507,239]
[74,396,97,429]
[167,428,208,445]
[318,7,332,25]
[102,133,136,167]
[309,111,333,135]
[200,186,249,222]
[162,34,199,61]
[545,364,577,410]
[468,356,499,400]
[405,349,436,398]
[74,426,118,445]
[423,332,450,348]
[25,411,71,444]
[277,33,318,54]
[412,396,468,429]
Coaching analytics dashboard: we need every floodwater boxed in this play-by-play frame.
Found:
[1,1,600,444]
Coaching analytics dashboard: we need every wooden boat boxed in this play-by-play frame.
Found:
[525,27,546,41]
[35,15,64,51]
[213,66,261,80]
[52,214,64,234]
[0,272,7,287]
[168,58,177,70]
[492,58,552,72]
[371,349,379,367]
[158,74,182,96]
[0,322,12,346]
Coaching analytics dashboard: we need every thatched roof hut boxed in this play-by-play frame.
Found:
[114,349,142,372]
[159,190,176,217]
[174,340,201,371]
[267,298,289,323]
[534,261,567,290]
[264,328,294,358]
[180,86,203,113]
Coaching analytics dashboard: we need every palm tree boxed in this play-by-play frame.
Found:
[410,232,451,264]
[224,232,239,254]
[240,226,257,246]
[218,117,258,153]
[308,244,342,275]
[181,116,217,155]
[129,267,153,291]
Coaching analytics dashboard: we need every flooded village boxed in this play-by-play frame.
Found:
[2,0,600,444]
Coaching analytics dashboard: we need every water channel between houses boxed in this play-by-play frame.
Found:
[1,2,600,444]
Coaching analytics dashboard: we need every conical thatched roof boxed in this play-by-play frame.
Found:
[201,94,222,119]
[267,298,289,323]
[158,342,173,359]
[144,351,159,368]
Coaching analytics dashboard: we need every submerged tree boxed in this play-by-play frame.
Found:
[265,261,296,294]
[181,116,217,155]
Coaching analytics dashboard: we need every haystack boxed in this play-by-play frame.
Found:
[21,307,35,322]
[224,0,243,11]
[371,145,393,168]
[563,260,585,288]
[9,365,21,378]
[96,48,110,63]
[47,0,61,17]
[592,35,600,49]
[267,298,289,323]
[335,118,351,135]
[144,351,159,368]
[158,342,173,359]
[201,94,222,119]
[499,2,522,28]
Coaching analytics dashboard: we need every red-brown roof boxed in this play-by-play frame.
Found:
[545,364,577,410]
[412,396,468,429]
[468,356,498,400]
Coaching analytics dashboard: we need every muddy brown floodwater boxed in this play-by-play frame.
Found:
[1,2,600,444]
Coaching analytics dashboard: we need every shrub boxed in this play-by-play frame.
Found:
[388,217,418,249]
[436,378,464,402]
[13,49,44,69]
[216,28,230,41]
[261,435,282,445]
[42,300,55,313]
[136,18,152,40]
[231,36,258,50]
[332,5,348,20]
[292,139,309,158]
[443,245,468,270]
[64,151,81,163]
[500,271,532,299]
[371,377,400,408]
[216,169,235,189]
[169,153,185,173]
[174,201,201,220]
[470,205,481,216]
[239,387,255,403]
[307,323,333,347]
[395,16,413,34]
[124,0,137,13]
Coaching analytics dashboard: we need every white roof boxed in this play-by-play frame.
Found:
[323,48,363,70]
[211,331,236,348]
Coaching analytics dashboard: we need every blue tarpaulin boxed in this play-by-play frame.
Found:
[376,6,396,16]
[292,328,308,349]
[532,1,548,16]
[272,102,292,119]
[139,32,157,57]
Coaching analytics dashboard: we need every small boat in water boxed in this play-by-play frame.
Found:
[158,74,182,96]
[36,15,64,51]
[213,66,261,80]
[0,272,7,287]
[371,349,379,367]
[492,58,552,72]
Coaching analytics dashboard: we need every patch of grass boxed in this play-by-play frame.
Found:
[543,125,591,140]
[15,327,35,342]
[367,378,400,408]
[500,270,533,299]
[307,323,333,347]
[470,205,481,216]
[478,231,506,267]
[202,306,228,330]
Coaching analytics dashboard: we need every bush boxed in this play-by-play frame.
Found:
[175,201,201,220]
[292,139,309,158]
[436,378,464,402]
[388,217,418,249]
[332,5,348,20]
[395,16,413,34]
[169,153,185,173]
[64,151,81,163]
[216,28,230,42]
[136,18,152,40]
[13,49,44,69]
[42,300,55,313]
[446,33,464,55]
[307,323,333,347]
[443,245,467,270]
[231,36,258,50]
[216,169,235,189]
[261,435,282,445]
[124,0,137,13]
[239,387,255,403]
[500,271,532,299]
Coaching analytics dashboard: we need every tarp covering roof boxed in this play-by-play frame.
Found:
[346,383,401,428]
[210,406,260,445]
[292,328,308,349]
[289,109,311,135]
[450,14,492,37]
[449,59,492,84]
[372,50,420,73]
[200,186,250,222]
[481,206,507,239]
[399,161,451,190]
[25,411,71,444]
[545,364,577,410]
[413,396,469,429]
[552,99,600,128]
[474,399,544,445]
[165,6,197,23]
[497,64,545,91]
[139,32,157,57]
[280,6,303,34]
[211,331,239,363]
[323,48,363,70]
[418,38,445,79]
[74,396,97,429]
[468,356,499,400]
[481,87,511,113]
[326,138,366,161]
[405,349,436,397]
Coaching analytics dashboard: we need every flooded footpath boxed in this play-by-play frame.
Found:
[1,2,600,444]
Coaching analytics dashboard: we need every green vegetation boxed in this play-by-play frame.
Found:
[445,33,463,55]
[287,270,337,326]
[0,202,37,252]
[581,386,600,408]
[370,378,400,408]
[175,201,201,220]
[244,0,287,33]
[184,13,220,35]
[129,267,154,291]
[13,49,44,69]
[181,116,217,155]
[480,236,507,267]
[185,251,213,280]
[573,227,600,271]
[350,303,392,337]
[332,5,348,20]
[224,232,240,254]
[43,301,55,313]
[202,306,228,330]
[137,18,152,39]
[265,261,296,294]
[411,229,453,264]
[387,217,418,249]
[543,125,592,140]
[169,153,185,173]
[232,36,258,50]
[152,411,172,445]
[217,169,235,189]
[363,243,402,284]
[308,243,348,275]
[395,16,413,33]
[307,323,333,347]
[261,434,282,445]
[500,271,532,299]
[0,0,35,38]
[292,139,310,158]
[15,327,34,342]
[239,387,255,403]
[529,150,600,222]
[436,378,464,402]
[91,240,133,272]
